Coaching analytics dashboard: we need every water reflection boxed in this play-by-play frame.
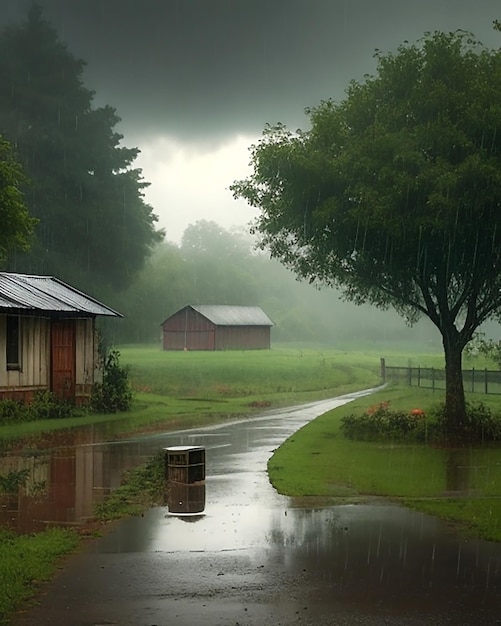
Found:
[0,393,369,533]
[0,431,154,533]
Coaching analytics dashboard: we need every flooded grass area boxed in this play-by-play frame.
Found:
[268,385,501,541]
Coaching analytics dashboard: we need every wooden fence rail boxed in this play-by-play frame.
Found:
[380,358,501,395]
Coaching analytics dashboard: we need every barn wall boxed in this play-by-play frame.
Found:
[0,315,50,401]
[162,308,216,350]
[215,326,271,350]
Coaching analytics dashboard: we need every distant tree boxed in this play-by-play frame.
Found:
[180,220,260,304]
[0,5,163,292]
[232,31,501,441]
[112,242,188,343]
[0,135,35,260]
[465,332,501,369]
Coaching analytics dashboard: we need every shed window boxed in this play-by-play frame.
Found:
[6,315,21,370]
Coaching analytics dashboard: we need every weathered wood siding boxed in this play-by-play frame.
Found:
[75,318,97,403]
[0,315,50,399]
[214,325,270,350]
[162,307,216,350]
[162,308,271,351]
[0,315,97,404]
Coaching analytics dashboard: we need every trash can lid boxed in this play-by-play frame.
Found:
[164,445,204,452]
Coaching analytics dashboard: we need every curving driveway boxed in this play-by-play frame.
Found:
[14,389,501,625]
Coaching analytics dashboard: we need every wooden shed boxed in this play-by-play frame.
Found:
[0,272,121,405]
[161,305,273,351]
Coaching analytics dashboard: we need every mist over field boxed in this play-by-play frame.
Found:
[106,221,443,348]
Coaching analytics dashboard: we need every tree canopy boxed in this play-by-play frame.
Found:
[0,5,163,293]
[0,135,36,261]
[232,30,501,440]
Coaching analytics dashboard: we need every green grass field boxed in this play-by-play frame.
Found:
[120,344,384,397]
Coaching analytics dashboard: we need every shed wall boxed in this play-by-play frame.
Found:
[0,315,97,404]
[75,318,97,403]
[0,315,50,399]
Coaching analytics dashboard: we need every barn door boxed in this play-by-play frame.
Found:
[51,320,76,402]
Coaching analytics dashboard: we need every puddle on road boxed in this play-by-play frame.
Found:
[3,389,501,623]
[0,390,501,612]
[0,393,368,533]
[1,390,501,612]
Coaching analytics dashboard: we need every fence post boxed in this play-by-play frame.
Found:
[418,365,421,388]
[432,367,435,391]
[471,367,475,393]
[380,357,386,383]
[485,368,488,395]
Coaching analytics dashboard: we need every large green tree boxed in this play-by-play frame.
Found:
[232,31,501,440]
[0,5,163,293]
[0,135,35,260]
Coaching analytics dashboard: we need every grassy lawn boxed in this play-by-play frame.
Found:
[268,384,501,541]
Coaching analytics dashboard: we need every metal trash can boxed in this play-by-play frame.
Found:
[164,446,205,514]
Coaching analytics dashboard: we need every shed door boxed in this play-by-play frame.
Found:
[51,320,76,401]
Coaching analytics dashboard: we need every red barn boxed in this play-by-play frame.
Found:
[161,305,273,351]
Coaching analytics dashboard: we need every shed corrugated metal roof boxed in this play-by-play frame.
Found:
[0,273,121,317]
[190,305,273,326]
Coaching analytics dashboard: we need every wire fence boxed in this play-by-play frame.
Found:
[380,358,501,395]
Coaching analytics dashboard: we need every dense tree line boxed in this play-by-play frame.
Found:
[0,5,163,295]
[0,135,35,260]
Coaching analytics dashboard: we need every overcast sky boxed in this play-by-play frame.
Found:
[2,0,501,242]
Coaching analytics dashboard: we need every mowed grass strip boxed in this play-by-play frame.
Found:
[0,528,79,624]
[268,385,501,541]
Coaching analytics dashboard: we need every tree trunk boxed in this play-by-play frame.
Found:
[442,328,467,443]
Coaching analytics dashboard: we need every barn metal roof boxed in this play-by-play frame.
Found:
[190,305,273,326]
[0,273,121,317]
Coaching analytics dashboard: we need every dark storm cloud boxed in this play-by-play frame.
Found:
[2,0,500,143]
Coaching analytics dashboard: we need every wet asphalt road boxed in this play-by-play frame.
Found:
[13,390,501,625]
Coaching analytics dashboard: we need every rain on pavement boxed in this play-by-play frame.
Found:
[8,389,501,626]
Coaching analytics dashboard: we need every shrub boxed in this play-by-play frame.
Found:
[91,349,134,413]
[427,401,501,444]
[28,391,74,420]
[0,392,74,425]
[341,402,427,442]
[0,399,25,425]
[0,469,30,493]
[341,400,501,445]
